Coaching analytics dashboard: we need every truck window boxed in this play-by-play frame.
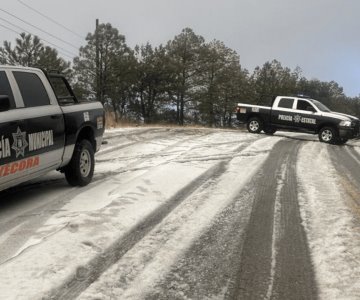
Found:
[13,72,50,107]
[278,98,294,109]
[0,71,15,109]
[297,100,315,112]
[48,76,76,105]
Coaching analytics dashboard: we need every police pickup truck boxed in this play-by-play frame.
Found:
[0,65,105,192]
[236,96,360,144]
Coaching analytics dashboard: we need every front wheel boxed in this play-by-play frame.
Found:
[247,117,263,133]
[65,140,95,186]
[318,127,338,144]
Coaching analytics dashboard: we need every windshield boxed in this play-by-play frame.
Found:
[309,99,331,112]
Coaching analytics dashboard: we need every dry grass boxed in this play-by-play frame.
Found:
[105,111,245,131]
[105,112,140,128]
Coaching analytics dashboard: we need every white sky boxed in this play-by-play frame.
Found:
[1,0,359,97]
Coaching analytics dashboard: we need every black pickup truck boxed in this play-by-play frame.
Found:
[0,65,105,192]
[236,96,360,144]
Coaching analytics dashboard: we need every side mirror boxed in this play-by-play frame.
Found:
[0,95,10,112]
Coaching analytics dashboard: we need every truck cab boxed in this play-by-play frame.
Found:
[0,65,105,192]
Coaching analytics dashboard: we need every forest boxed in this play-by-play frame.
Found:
[1,23,360,127]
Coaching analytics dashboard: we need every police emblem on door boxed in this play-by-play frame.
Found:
[12,127,28,158]
[294,115,301,123]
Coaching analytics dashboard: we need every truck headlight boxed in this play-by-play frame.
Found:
[339,120,352,127]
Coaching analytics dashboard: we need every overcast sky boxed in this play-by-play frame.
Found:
[1,0,359,96]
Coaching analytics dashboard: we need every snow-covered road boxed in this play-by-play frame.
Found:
[0,127,359,300]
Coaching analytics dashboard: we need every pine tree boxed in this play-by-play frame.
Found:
[0,33,70,73]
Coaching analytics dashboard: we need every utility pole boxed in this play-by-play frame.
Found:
[95,19,101,103]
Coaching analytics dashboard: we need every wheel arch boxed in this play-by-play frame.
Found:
[247,113,264,124]
[76,125,96,151]
[316,122,338,134]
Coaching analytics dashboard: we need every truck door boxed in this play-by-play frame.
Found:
[0,70,27,190]
[10,70,65,178]
[293,99,318,131]
[270,97,296,128]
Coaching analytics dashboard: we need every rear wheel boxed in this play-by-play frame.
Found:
[247,117,263,134]
[318,127,338,144]
[65,139,95,186]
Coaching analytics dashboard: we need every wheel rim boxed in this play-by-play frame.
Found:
[321,129,333,142]
[80,149,91,177]
[249,120,259,132]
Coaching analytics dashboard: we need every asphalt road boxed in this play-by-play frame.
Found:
[0,127,359,300]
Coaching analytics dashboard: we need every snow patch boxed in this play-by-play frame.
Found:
[265,161,287,300]
[297,142,360,300]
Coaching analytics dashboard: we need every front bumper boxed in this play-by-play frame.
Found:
[339,123,360,139]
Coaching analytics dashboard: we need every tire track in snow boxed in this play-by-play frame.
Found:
[0,182,92,265]
[0,129,254,264]
[48,138,270,300]
[228,140,317,300]
[0,130,217,265]
[48,162,228,300]
[96,130,212,163]
[96,139,250,163]
[98,128,211,157]
[150,139,316,300]
[0,129,223,236]
[94,133,258,182]
[98,128,180,156]
[140,160,266,300]
[76,137,282,300]
[0,129,262,299]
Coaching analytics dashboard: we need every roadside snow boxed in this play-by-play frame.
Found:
[297,142,360,300]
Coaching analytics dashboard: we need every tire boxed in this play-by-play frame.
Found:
[263,127,277,135]
[247,117,263,134]
[65,140,95,186]
[318,127,338,144]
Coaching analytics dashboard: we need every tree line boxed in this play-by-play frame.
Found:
[1,23,360,126]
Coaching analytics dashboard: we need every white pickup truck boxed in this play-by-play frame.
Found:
[0,65,105,192]
[236,96,360,144]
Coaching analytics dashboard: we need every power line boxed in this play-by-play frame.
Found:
[0,17,77,58]
[0,21,20,36]
[0,21,75,60]
[0,16,77,57]
[0,7,79,50]
[17,0,84,40]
